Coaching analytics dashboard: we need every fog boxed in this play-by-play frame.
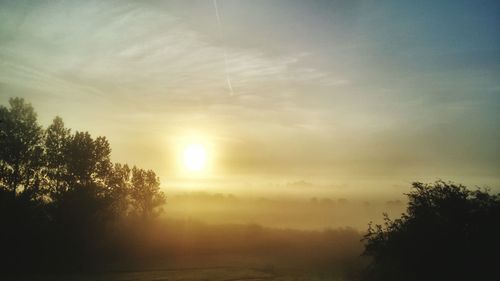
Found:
[163,192,405,230]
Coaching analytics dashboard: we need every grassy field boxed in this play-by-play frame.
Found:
[2,267,342,281]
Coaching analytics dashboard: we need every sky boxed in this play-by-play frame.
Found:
[1,0,499,197]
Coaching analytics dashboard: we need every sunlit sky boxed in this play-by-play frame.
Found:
[1,0,499,197]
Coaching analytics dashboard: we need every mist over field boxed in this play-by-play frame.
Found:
[163,191,405,230]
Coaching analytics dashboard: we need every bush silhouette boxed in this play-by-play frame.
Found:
[362,181,500,281]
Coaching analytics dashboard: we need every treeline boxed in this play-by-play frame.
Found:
[0,98,166,271]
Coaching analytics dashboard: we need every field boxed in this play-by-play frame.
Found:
[3,267,340,281]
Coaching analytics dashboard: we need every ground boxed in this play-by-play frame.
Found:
[2,267,339,281]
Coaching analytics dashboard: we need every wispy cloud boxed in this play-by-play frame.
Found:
[0,0,343,111]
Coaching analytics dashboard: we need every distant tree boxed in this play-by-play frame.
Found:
[130,167,166,220]
[0,98,45,199]
[362,181,500,281]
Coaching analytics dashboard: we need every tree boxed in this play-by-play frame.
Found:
[0,98,48,271]
[0,98,44,199]
[130,167,166,220]
[362,181,500,281]
[64,131,112,188]
[45,116,71,198]
[105,163,132,216]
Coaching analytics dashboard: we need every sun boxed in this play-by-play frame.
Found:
[183,143,207,172]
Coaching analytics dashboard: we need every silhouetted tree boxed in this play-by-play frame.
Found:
[106,163,132,216]
[130,166,166,220]
[0,98,49,271]
[0,98,45,199]
[362,181,500,281]
[64,131,112,188]
[45,116,71,199]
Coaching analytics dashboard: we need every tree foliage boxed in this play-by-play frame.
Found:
[362,181,500,281]
[0,97,44,197]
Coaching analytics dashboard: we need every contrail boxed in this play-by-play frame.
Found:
[213,0,234,96]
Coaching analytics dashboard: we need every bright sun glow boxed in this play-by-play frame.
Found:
[183,143,207,172]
